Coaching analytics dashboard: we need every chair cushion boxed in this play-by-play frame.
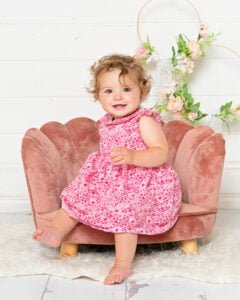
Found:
[179,202,216,217]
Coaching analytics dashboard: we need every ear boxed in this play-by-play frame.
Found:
[140,91,147,102]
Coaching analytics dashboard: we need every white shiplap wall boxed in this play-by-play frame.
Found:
[0,0,240,212]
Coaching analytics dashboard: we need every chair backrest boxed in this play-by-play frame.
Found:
[163,120,225,210]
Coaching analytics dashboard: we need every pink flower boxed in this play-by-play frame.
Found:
[187,40,202,60]
[188,112,198,121]
[135,46,149,59]
[167,96,184,112]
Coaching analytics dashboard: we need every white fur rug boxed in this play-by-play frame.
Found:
[1,224,240,284]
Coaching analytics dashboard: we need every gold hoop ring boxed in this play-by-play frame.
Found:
[137,0,202,45]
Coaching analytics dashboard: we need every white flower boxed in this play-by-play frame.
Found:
[175,54,194,74]
[162,81,178,95]
[188,112,198,121]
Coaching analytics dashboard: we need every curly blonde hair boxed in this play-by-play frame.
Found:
[88,54,151,100]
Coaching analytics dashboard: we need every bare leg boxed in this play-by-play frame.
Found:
[104,233,138,285]
[32,208,78,248]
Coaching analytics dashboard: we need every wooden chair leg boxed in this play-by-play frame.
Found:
[60,242,78,257]
[179,239,199,255]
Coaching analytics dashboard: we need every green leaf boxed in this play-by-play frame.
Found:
[215,101,233,119]
[154,102,167,113]
[143,36,155,53]
[176,34,191,56]
[190,102,200,112]
[171,46,177,66]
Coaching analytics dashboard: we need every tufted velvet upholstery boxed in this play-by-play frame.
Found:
[22,118,225,246]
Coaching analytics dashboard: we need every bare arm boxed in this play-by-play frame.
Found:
[110,116,168,168]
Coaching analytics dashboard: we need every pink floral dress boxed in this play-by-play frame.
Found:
[61,108,182,235]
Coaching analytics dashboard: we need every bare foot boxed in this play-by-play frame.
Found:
[104,264,132,285]
[32,227,62,248]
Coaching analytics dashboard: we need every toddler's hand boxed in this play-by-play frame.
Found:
[110,147,134,165]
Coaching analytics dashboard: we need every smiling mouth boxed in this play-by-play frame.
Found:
[112,104,127,110]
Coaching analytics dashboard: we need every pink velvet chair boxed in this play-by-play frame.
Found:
[22,117,225,256]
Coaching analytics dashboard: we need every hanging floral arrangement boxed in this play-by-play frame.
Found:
[135,0,240,128]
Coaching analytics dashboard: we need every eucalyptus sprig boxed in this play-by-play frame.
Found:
[213,101,234,132]
[214,101,233,121]
[214,101,240,132]
[198,32,220,55]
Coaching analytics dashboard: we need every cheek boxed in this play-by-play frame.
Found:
[99,99,111,109]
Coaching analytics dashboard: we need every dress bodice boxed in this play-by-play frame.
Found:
[98,108,162,153]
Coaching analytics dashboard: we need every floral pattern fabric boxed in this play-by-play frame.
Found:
[61,108,182,235]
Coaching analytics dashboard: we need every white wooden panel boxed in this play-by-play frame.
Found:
[0,0,142,23]
[0,61,91,97]
[0,134,22,164]
[220,195,240,210]
[0,22,239,61]
[0,24,138,61]
[134,0,240,23]
[220,169,240,194]
[0,0,239,23]
[0,197,31,213]
[0,164,28,197]
[223,134,240,162]
[189,58,240,95]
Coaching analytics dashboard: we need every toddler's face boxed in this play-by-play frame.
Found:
[96,69,142,120]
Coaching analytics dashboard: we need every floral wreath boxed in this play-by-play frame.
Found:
[135,0,240,128]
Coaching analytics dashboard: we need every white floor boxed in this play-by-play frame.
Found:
[0,209,240,300]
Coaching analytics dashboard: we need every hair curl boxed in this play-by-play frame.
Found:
[88,54,151,100]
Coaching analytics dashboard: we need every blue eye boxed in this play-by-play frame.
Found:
[123,87,131,92]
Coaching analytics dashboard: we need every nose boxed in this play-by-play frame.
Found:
[113,90,123,100]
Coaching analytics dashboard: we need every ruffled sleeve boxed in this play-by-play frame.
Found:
[97,114,110,128]
[133,108,164,126]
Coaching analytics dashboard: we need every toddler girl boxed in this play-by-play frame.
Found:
[33,54,182,285]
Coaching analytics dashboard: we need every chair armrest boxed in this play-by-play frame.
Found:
[22,129,64,219]
[174,126,225,210]
[163,120,193,165]
[22,117,100,226]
